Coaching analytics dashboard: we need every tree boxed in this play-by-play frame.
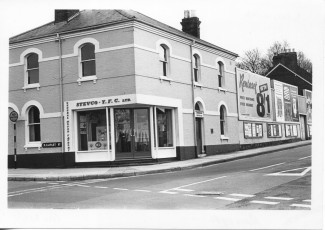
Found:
[236,41,312,75]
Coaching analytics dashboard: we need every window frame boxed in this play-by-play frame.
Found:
[23,53,40,91]
[193,54,200,84]
[218,61,225,88]
[77,42,97,84]
[243,122,263,139]
[156,107,174,148]
[25,106,42,149]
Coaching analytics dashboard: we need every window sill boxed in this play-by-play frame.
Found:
[77,75,97,85]
[220,135,229,140]
[158,146,175,149]
[194,82,203,89]
[22,83,40,92]
[24,142,42,151]
[217,87,227,93]
[159,76,172,84]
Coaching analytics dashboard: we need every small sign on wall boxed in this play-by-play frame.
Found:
[42,142,62,148]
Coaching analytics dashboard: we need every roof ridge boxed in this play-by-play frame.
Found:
[114,9,135,19]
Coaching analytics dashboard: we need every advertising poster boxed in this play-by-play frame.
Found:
[304,90,312,124]
[273,80,285,122]
[283,84,292,121]
[290,86,299,122]
[236,68,272,121]
[244,123,252,137]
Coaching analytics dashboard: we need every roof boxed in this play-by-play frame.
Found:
[10,10,238,57]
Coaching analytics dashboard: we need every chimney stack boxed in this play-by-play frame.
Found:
[55,9,79,23]
[181,10,201,38]
[272,49,298,71]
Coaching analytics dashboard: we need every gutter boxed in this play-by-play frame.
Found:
[56,33,65,166]
[190,40,198,158]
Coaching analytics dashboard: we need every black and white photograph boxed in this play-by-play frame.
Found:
[1,0,324,229]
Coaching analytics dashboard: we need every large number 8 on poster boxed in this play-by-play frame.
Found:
[256,93,265,117]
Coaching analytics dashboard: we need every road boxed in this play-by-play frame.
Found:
[8,145,311,209]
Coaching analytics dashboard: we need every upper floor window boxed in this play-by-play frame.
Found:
[218,61,224,87]
[159,45,169,77]
[193,54,200,83]
[80,43,96,77]
[28,106,41,142]
[26,53,39,84]
[220,105,226,135]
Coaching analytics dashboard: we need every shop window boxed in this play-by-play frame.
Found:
[159,44,169,77]
[157,108,173,147]
[244,122,263,138]
[80,43,96,77]
[267,123,282,137]
[77,109,108,151]
[26,53,39,84]
[219,105,227,135]
[193,54,200,83]
[285,124,298,137]
[218,61,224,88]
[28,106,41,142]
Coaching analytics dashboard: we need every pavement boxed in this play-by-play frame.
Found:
[8,140,312,181]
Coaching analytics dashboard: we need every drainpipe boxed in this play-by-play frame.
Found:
[56,33,65,167]
[190,40,198,158]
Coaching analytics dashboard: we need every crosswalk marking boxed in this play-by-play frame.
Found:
[291,204,311,208]
[303,199,311,202]
[214,197,240,201]
[229,193,255,198]
[265,196,293,201]
[250,200,279,205]
[113,188,128,191]
[134,190,151,192]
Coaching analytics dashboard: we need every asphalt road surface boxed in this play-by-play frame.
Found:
[8,145,311,209]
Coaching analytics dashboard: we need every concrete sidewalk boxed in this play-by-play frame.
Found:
[8,140,312,181]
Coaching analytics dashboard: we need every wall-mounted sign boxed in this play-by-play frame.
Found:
[304,90,312,124]
[195,110,204,118]
[9,111,18,122]
[42,142,62,148]
[272,80,299,123]
[236,68,272,121]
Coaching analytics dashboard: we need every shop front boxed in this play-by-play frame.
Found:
[64,94,182,164]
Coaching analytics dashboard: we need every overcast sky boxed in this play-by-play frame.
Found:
[1,0,324,62]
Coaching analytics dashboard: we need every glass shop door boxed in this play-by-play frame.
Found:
[114,108,151,159]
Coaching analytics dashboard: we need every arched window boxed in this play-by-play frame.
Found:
[28,106,41,142]
[220,105,226,135]
[26,53,39,84]
[80,43,96,77]
[195,102,201,111]
[218,61,224,87]
[159,45,169,77]
[193,54,200,82]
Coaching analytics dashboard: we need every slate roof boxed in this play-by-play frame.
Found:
[10,10,238,57]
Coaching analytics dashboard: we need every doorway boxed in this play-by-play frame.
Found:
[299,115,307,140]
[195,118,203,155]
[114,108,151,159]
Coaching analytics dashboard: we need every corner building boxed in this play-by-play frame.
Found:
[8,10,241,168]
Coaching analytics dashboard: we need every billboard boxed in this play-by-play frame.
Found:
[304,89,312,124]
[236,68,272,121]
[272,80,299,122]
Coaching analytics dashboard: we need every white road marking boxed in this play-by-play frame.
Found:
[113,188,128,191]
[184,194,206,198]
[266,167,311,176]
[298,156,311,160]
[134,189,151,192]
[265,196,293,201]
[250,200,279,205]
[8,185,68,197]
[8,184,63,195]
[48,183,59,185]
[74,184,90,187]
[214,197,241,201]
[229,193,255,198]
[159,191,178,194]
[36,182,47,184]
[94,186,108,189]
[168,176,227,191]
[249,162,286,172]
[291,204,311,208]
[174,188,194,192]
[303,200,311,202]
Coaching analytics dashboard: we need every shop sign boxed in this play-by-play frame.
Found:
[75,97,132,108]
[9,111,18,122]
[304,90,312,124]
[42,142,62,148]
[236,68,272,121]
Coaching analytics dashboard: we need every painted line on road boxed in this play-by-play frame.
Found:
[168,176,227,191]
[175,188,194,192]
[184,194,206,198]
[229,193,255,198]
[159,191,178,194]
[134,189,151,193]
[8,185,69,197]
[113,188,129,191]
[303,200,311,202]
[291,204,311,208]
[250,200,279,205]
[8,184,64,195]
[266,166,311,177]
[249,162,286,172]
[74,184,90,188]
[298,156,311,160]
[264,196,293,201]
[48,183,59,185]
[214,197,241,202]
[94,186,108,189]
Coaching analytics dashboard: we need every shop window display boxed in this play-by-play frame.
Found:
[157,108,173,147]
[77,109,108,151]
